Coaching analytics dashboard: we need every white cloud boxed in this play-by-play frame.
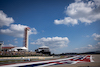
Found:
[54,0,100,25]
[14,38,17,41]
[54,17,78,26]
[14,38,18,43]
[0,10,37,38]
[29,28,37,35]
[66,0,100,24]
[88,44,92,47]
[74,43,100,52]
[75,0,81,2]
[94,42,100,50]
[2,44,16,47]
[0,24,37,38]
[93,0,100,7]
[87,44,93,49]
[31,36,69,49]
[75,48,79,50]
[86,35,90,37]
[98,42,100,44]
[0,10,14,27]
[42,30,44,33]
[15,41,18,43]
[92,33,100,41]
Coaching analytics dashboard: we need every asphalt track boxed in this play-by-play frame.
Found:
[0,55,100,67]
[48,55,100,67]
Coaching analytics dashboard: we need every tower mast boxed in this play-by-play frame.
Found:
[24,27,30,51]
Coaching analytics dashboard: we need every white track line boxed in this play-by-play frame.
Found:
[90,55,94,62]
[0,56,78,67]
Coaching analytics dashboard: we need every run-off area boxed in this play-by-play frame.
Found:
[0,55,94,67]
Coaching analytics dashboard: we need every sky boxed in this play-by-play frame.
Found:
[0,0,100,54]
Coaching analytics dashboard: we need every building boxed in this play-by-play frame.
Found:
[8,47,27,51]
[35,46,51,55]
[0,41,4,51]
[2,46,15,51]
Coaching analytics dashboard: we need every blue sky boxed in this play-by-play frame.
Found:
[0,0,100,54]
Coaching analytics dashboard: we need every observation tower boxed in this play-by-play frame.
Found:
[24,27,30,51]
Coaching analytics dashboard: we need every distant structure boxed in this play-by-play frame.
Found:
[0,41,17,51]
[2,46,15,51]
[24,27,30,51]
[8,47,27,51]
[35,46,51,55]
[0,41,4,51]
